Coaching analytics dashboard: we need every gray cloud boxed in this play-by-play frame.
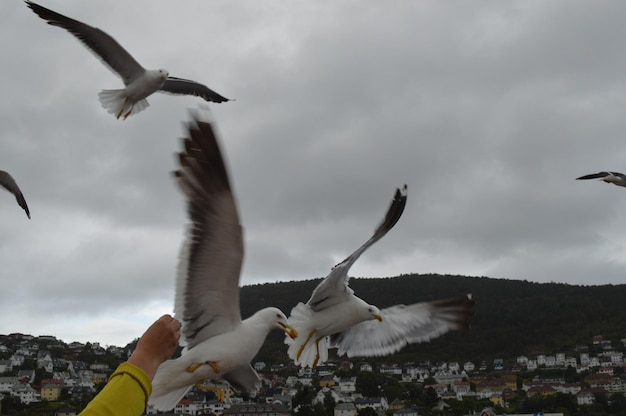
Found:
[2,0,626,346]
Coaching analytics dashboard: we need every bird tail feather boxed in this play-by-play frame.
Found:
[148,360,193,411]
[98,89,149,119]
[286,303,329,368]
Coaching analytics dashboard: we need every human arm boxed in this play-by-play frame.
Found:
[79,314,180,416]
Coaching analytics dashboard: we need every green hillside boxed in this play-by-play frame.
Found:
[239,274,626,364]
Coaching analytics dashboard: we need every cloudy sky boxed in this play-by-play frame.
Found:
[2,0,626,347]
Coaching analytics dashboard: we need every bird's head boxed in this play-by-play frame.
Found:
[367,305,383,322]
[270,309,298,339]
[159,68,169,79]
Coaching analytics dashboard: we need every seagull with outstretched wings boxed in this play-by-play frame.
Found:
[285,185,475,368]
[149,114,296,411]
[25,1,230,119]
[576,171,626,187]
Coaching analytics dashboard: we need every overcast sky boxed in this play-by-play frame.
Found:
[2,0,626,347]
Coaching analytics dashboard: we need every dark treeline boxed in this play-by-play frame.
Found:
[239,274,626,364]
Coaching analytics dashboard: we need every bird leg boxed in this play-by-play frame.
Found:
[123,104,134,120]
[116,97,128,119]
[186,360,221,373]
[297,330,316,360]
[312,337,322,368]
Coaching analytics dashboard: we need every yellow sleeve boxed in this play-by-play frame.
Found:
[78,362,152,416]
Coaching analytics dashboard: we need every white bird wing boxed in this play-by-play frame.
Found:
[306,185,408,311]
[173,114,243,350]
[160,77,230,103]
[0,170,30,219]
[330,294,474,357]
[25,1,145,84]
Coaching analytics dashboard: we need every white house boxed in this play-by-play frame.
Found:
[378,365,402,376]
[463,362,475,372]
[360,363,373,372]
[354,397,388,411]
[334,402,357,416]
[393,408,419,416]
[11,383,40,404]
[0,360,12,374]
[577,390,596,405]
[0,377,18,393]
[10,354,25,367]
[338,377,356,393]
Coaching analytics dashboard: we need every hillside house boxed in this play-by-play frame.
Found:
[17,369,35,383]
[527,385,557,397]
[334,402,357,416]
[354,397,389,411]
[54,408,77,416]
[338,377,356,393]
[451,381,471,397]
[41,380,64,401]
[0,360,11,373]
[0,377,17,393]
[10,354,25,367]
[319,375,336,388]
[11,382,40,404]
[360,363,373,372]
[313,387,346,407]
[223,403,290,416]
[393,407,420,416]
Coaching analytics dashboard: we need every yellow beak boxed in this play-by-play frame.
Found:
[278,322,299,339]
[373,314,383,322]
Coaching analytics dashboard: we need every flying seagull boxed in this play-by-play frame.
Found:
[576,171,626,187]
[25,1,230,119]
[0,170,30,219]
[149,113,297,411]
[285,185,474,368]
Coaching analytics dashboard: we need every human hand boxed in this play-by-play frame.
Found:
[128,314,181,380]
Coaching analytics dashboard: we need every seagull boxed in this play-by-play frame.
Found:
[576,171,626,187]
[0,170,30,219]
[285,185,474,368]
[148,113,297,411]
[25,1,230,119]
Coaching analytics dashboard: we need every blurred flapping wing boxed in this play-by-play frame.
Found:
[331,294,475,357]
[173,114,243,349]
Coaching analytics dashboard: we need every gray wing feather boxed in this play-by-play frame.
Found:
[160,77,230,103]
[222,364,261,394]
[307,185,408,311]
[0,170,30,219]
[25,1,144,84]
[173,115,243,349]
[330,294,474,357]
[576,171,625,180]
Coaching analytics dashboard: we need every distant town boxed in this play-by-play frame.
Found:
[0,333,624,416]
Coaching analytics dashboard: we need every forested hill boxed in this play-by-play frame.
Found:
[239,274,626,364]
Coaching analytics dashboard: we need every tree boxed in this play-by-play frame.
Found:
[608,392,626,414]
[423,386,439,409]
[293,386,314,409]
[358,406,377,416]
[356,373,381,397]
[323,393,336,416]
